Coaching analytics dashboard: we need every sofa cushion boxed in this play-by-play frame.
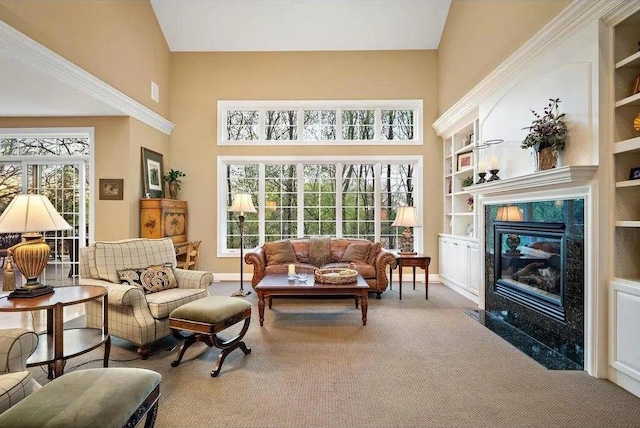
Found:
[341,242,371,263]
[309,236,331,267]
[264,240,297,265]
[94,239,177,283]
[118,264,178,294]
[291,241,310,263]
[145,287,209,319]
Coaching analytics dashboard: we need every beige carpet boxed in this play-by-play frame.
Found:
[30,282,640,428]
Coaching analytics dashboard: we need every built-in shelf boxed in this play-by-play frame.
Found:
[445,173,452,178]
[465,166,598,196]
[614,136,640,154]
[616,50,640,69]
[615,221,640,228]
[454,212,474,216]
[454,191,471,196]
[455,167,474,175]
[445,153,452,159]
[455,143,474,155]
[615,92,640,107]
[616,180,640,188]
[612,277,640,288]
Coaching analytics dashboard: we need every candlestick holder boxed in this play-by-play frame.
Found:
[477,172,487,184]
[487,169,500,182]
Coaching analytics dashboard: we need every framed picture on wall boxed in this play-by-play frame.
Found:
[99,179,124,200]
[141,147,164,198]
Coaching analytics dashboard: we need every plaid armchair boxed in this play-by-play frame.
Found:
[80,238,213,359]
[0,328,39,414]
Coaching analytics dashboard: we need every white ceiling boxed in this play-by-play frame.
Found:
[150,0,453,52]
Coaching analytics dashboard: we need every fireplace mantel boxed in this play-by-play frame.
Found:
[464,166,598,197]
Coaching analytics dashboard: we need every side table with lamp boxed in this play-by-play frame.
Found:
[390,206,431,300]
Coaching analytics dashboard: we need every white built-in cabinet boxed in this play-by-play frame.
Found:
[440,117,480,303]
[610,10,640,392]
[439,235,479,302]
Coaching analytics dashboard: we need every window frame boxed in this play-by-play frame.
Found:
[217,155,423,257]
[217,100,423,146]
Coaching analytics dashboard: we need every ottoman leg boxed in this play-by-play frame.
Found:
[170,329,214,367]
[210,317,252,377]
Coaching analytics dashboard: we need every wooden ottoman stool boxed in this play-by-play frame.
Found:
[169,296,252,377]
[0,368,161,428]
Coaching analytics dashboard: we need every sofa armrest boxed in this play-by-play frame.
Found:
[245,246,266,287]
[374,248,396,289]
[174,268,213,289]
[0,329,38,373]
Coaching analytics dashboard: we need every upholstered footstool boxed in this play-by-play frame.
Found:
[169,296,252,377]
[0,368,161,428]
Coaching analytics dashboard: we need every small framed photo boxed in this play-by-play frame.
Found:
[630,167,640,180]
[141,147,164,198]
[99,179,123,200]
[457,152,473,170]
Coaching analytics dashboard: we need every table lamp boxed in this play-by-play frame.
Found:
[392,206,421,255]
[0,194,72,298]
[228,193,257,297]
[496,205,524,256]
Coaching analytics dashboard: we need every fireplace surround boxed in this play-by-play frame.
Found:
[485,199,585,368]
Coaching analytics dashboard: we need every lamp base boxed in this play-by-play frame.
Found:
[8,285,55,299]
[231,289,252,297]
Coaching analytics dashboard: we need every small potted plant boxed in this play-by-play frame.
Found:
[461,175,474,188]
[521,98,568,171]
[163,169,186,199]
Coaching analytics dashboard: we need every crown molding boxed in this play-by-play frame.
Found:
[464,166,597,197]
[432,0,626,137]
[0,20,175,135]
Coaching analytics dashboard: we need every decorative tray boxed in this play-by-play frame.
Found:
[314,267,358,284]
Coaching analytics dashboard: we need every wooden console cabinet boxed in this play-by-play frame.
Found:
[140,198,187,244]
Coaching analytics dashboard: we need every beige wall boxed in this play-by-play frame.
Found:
[0,116,168,241]
[0,0,171,117]
[169,51,440,274]
[438,0,570,115]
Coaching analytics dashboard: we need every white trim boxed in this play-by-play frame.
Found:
[218,99,423,145]
[0,20,175,136]
[432,0,625,136]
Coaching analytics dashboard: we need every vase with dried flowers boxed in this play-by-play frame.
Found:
[521,98,568,171]
[163,169,186,199]
[467,196,474,211]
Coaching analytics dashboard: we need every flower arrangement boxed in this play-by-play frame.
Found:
[521,98,568,153]
[466,196,474,211]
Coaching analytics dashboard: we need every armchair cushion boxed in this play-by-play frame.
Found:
[118,263,178,294]
[263,240,297,265]
[145,287,209,319]
[0,371,32,414]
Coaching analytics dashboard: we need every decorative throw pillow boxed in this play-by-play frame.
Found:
[309,236,332,267]
[341,242,371,263]
[263,240,297,265]
[367,242,382,265]
[118,263,177,294]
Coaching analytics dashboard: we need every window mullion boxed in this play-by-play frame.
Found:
[297,108,304,142]
[374,163,382,243]
[374,108,381,141]
[259,108,266,141]
[336,163,343,237]
[296,162,304,237]
[336,108,342,142]
[258,164,266,245]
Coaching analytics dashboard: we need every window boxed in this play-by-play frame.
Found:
[219,156,422,256]
[218,100,422,145]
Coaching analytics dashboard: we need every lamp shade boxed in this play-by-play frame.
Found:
[228,193,257,214]
[391,206,421,228]
[0,194,71,233]
[496,205,523,222]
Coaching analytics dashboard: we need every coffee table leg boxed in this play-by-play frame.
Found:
[354,296,359,308]
[361,291,368,326]
[258,291,265,326]
[268,296,273,309]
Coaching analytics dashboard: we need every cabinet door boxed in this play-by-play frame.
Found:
[452,240,467,286]
[467,242,480,295]
[439,237,450,280]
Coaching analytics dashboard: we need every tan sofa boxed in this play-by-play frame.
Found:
[245,238,395,298]
[79,238,213,358]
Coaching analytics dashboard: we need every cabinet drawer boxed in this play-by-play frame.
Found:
[399,258,429,268]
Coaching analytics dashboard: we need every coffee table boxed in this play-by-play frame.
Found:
[255,274,370,326]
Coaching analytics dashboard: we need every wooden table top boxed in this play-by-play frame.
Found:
[256,274,369,290]
[0,285,107,311]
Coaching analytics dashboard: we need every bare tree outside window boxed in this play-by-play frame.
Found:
[342,110,375,140]
[303,164,337,235]
[303,110,336,141]
[265,164,297,241]
[226,164,259,249]
[266,110,297,140]
[342,164,375,240]
[381,110,414,141]
[226,110,259,140]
